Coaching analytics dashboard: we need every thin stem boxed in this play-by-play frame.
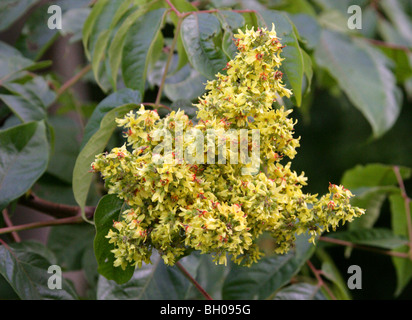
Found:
[56,64,92,98]
[393,166,412,259]
[306,260,337,300]
[155,17,182,106]
[365,38,412,52]
[2,209,21,242]
[319,236,410,259]
[0,216,84,236]
[175,261,213,300]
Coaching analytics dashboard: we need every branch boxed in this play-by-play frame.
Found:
[175,261,213,300]
[18,192,95,220]
[306,260,337,300]
[0,216,84,236]
[2,209,21,242]
[319,236,410,259]
[56,64,92,98]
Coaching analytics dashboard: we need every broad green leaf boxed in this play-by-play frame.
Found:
[48,224,95,270]
[0,0,40,31]
[259,10,304,106]
[0,41,51,84]
[274,283,326,300]
[222,234,315,299]
[324,228,408,250]
[121,8,167,95]
[380,0,412,46]
[47,116,82,184]
[217,11,245,60]
[0,94,46,122]
[96,251,196,299]
[82,0,109,59]
[0,121,49,211]
[0,241,78,299]
[108,6,150,89]
[341,163,411,189]
[289,13,321,50]
[168,0,198,74]
[0,77,56,122]
[73,103,139,220]
[181,13,228,80]
[315,30,402,138]
[93,194,134,284]
[348,186,398,231]
[164,65,207,102]
[81,88,141,149]
[389,194,412,296]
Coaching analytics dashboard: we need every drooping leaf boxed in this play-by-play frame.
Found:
[315,29,402,138]
[324,228,408,250]
[73,103,139,220]
[93,194,134,284]
[180,13,228,79]
[259,10,304,106]
[222,234,315,299]
[0,241,78,300]
[81,88,141,149]
[121,8,167,96]
[0,121,49,211]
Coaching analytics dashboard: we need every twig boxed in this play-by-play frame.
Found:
[319,236,410,259]
[2,209,21,242]
[155,16,182,106]
[306,260,337,300]
[365,38,412,52]
[56,64,92,98]
[142,102,171,111]
[0,216,84,236]
[175,261,213,300]
[18,192,95,220]
[393,166,412,259]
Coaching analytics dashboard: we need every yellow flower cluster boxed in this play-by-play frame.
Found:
[92,25,364,269]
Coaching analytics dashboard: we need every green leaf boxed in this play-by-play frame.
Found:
[222,234,315,299]
[324,228,408,250]
[274,283,326,300]
[61,8,91,43]
[0,0,40,32]
[180,13,228,79]
[73,103,139,220]
[47,116,82,184]
[0,241,78,299]
[82,0,109,60]
[93,194,134,284]
[0,76,56,123]
[81,88,141,149]
[216,11,245,60]
[48,224,95,270]
[164,65,208,102]
[259,10,304,106]
[108,5,150,89]
[315,30,402,138]
[96,252,196,299]
[0,121,49,211]
[121,8,167,96]
[389,194,412,296]
[341,163,411,189]
[0,41,50,84]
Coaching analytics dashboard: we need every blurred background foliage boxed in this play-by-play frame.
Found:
[0,0,412,300]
